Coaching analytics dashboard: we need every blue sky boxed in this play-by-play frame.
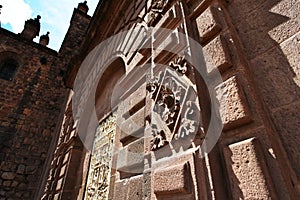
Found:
[0,0,99,51]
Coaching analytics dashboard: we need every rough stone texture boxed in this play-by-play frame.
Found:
[272,101,300,180]
[195,6,222,44]
[202,34,232,74]
[228,0,300,59]
[215,76,251,130]
[227,0,300,185]
[0,30,66,199]
[153,162,192,195]
[117,138,144,175]
[0,3,90,200]
[279,32,300,88]
[1,172,15,180]
[250,46,300,109]
[113,175,143,200]
[1,0,300,199]
[223,138,276,199]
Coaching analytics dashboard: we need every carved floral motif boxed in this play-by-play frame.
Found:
[147,65,201,151]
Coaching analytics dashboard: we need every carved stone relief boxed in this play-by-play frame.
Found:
[84,114,116,200]
[148,0,170,25]
[169,56,187,74]
[147,62,201,151]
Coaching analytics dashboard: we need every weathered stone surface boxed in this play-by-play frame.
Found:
[127,175,143,200]
[1,172,15,180]
[153,162,192,195]
[268,0,300,44]
[250,46,300,109]
[25,166,37,174]
[16,165,25,174]
[272,101,300,180]
[113,175,143,200]
[203,34,232,74]
[196,6,222,44]
[117,138,144,175]
[215,76,251,130]
[279,32,300,88]
[113,180,128,200]
[223,138,276,199]
[229,0,300,59]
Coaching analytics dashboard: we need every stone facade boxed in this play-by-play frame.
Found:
[0,0,300,200]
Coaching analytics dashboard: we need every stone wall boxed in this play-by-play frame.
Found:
[0,3,91,199]
[40,0,300,199]
[0,29,67,199]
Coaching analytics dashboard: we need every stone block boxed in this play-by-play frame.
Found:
[230,0,300,59]
[268,0,300,45]
[250,46,300,109]
[11,181,18,187]
[1,172,15,180]
[56,178,64,191]
[279,32,300,89]
[119,83,146,116]
[113,180,129,200]
[25,166,37,174]
[117,138,144,175]
[223,138,276,199]
[203,34,232,74]
[215,76,251,130]
[18,183,27,190]
[153,162,192,195]
[2,181,11,187]
[127,175,143,200]
[16,164,25,174]
[272,101,300,179]
[113,176,149,199]
[196,6,222,44]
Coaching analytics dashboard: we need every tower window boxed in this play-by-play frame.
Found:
[0,58,19,81]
